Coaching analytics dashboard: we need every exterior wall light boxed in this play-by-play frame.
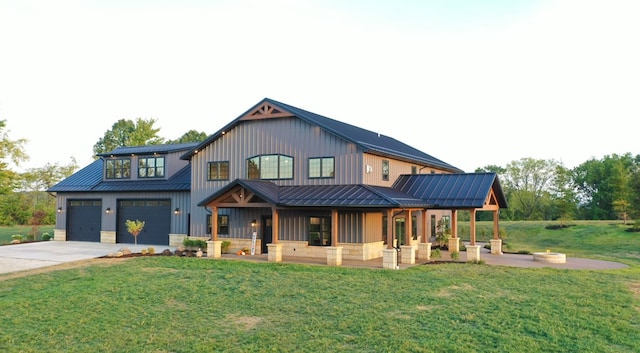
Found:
[251,219,257,228]
[174,208,180,215]
[57,207,63,213]
[105,207,111,214]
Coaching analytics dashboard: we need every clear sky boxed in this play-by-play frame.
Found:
[1,0,638,173]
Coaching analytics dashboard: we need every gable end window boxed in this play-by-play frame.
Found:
[105,158,131,179]
[208,161,230,181]
[382,160,390,181]
[309,157,335,178]
[247,154,293,180]
[139,156,165,178]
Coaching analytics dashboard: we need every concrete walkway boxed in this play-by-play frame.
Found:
[0,241,629,275]
[0,241,175,275]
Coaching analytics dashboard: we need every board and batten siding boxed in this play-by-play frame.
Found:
[362,153,450,186]
[189,117,364,237]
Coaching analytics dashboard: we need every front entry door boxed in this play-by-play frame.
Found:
[261,216,273,254]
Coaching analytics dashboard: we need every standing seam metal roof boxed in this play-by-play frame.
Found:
[182,98,463,173]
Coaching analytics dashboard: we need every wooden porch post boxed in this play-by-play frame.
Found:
[271,207,279,243]
[405,210,412,245]
[493,210,500,239]
[470,209,477,245]
[421,210,428,243]
[331,209,339,246]
[386,209,394,249]
[211,206,218,241]
[451,209,458,238]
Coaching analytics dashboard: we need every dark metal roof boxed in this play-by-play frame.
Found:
[198,179,435,208]
[47,159,104,192]
[392,173,508,209]
[47,162,191,193]
[98,142,199,157]
[182,98,463,173]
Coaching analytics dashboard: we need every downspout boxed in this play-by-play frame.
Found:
[392,208,405,269]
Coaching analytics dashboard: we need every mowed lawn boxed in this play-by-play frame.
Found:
[0,222,639,353]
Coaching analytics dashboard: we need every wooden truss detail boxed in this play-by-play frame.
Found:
[241,102,293,121]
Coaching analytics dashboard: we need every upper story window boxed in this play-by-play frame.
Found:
[411,166,417,174]
[247,154,293,180]
[105,158,131,179]
[208,161,229,181]
[309,157,334,178]
[382,160,390,181]
[139,156,165,178]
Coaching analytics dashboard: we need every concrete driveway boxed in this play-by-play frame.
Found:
[0,241,175,275]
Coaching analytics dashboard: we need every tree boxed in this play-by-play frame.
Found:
[125,219,145,245]
[502,158,558,220]
[166,130,208,144]
[0,120,28,196]
[92,118,165,157]
[573,153,637,220]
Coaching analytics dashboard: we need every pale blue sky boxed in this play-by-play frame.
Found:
[1,0,638,173]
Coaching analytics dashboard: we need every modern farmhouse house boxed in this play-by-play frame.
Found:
[48,98,507,268]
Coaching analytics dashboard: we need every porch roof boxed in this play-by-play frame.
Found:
[197,179,431,208]
[197,173,508,210]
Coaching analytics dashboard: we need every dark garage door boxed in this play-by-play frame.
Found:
[67,200,102,242]
[116,200,171,245]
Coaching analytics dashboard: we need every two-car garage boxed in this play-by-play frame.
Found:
[66,199,172,246]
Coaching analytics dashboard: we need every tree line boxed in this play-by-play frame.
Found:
[0,118,638,225]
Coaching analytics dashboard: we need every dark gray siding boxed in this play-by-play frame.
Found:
[189,117,364,236]
[55,191,190,234]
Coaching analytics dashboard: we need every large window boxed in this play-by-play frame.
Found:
[105,158,131,179]
[207,215,229,235]
[247,154,293,180]
[309,157,334,178]
[308,216,331,246]
[208,161,229,180]
[138,156,165,178]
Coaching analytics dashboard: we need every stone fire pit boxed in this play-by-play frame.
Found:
[533,251,566,264]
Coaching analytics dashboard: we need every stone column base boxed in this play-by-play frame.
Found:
[448,237,460,253]
[207,240,222,258]
[466,245,481,262]
[490,239,503,255]
[100,231,116,244]
[382,249,398,269]
[267,243,283,262]
[417,243,432,260]
[326,247,343,266]
[53,229,67,241]
[400,245,415,264]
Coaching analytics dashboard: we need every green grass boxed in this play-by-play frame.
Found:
[0,225,54,244]
[0,222,639,353]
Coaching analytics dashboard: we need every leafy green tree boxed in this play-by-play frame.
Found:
[0,120,28,195]
[573,153,637,220]
[92,118,165,158]
[166,130,208,144]
[502,158,558,220]
[547,163,578,222]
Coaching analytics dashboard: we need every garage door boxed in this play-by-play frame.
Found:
[116,200,171,245]
[67,200,102,242]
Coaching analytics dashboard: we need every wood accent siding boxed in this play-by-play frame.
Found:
[362,153,451,186]
[363,212,383,243]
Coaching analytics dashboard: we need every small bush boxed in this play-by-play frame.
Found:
[221,240,231,254]
[41,232,52,241]
[11,234,24,241]
[450,251,460,261]
[183,238,208,249]
[147,247,155,255]
[431,248,441,260]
